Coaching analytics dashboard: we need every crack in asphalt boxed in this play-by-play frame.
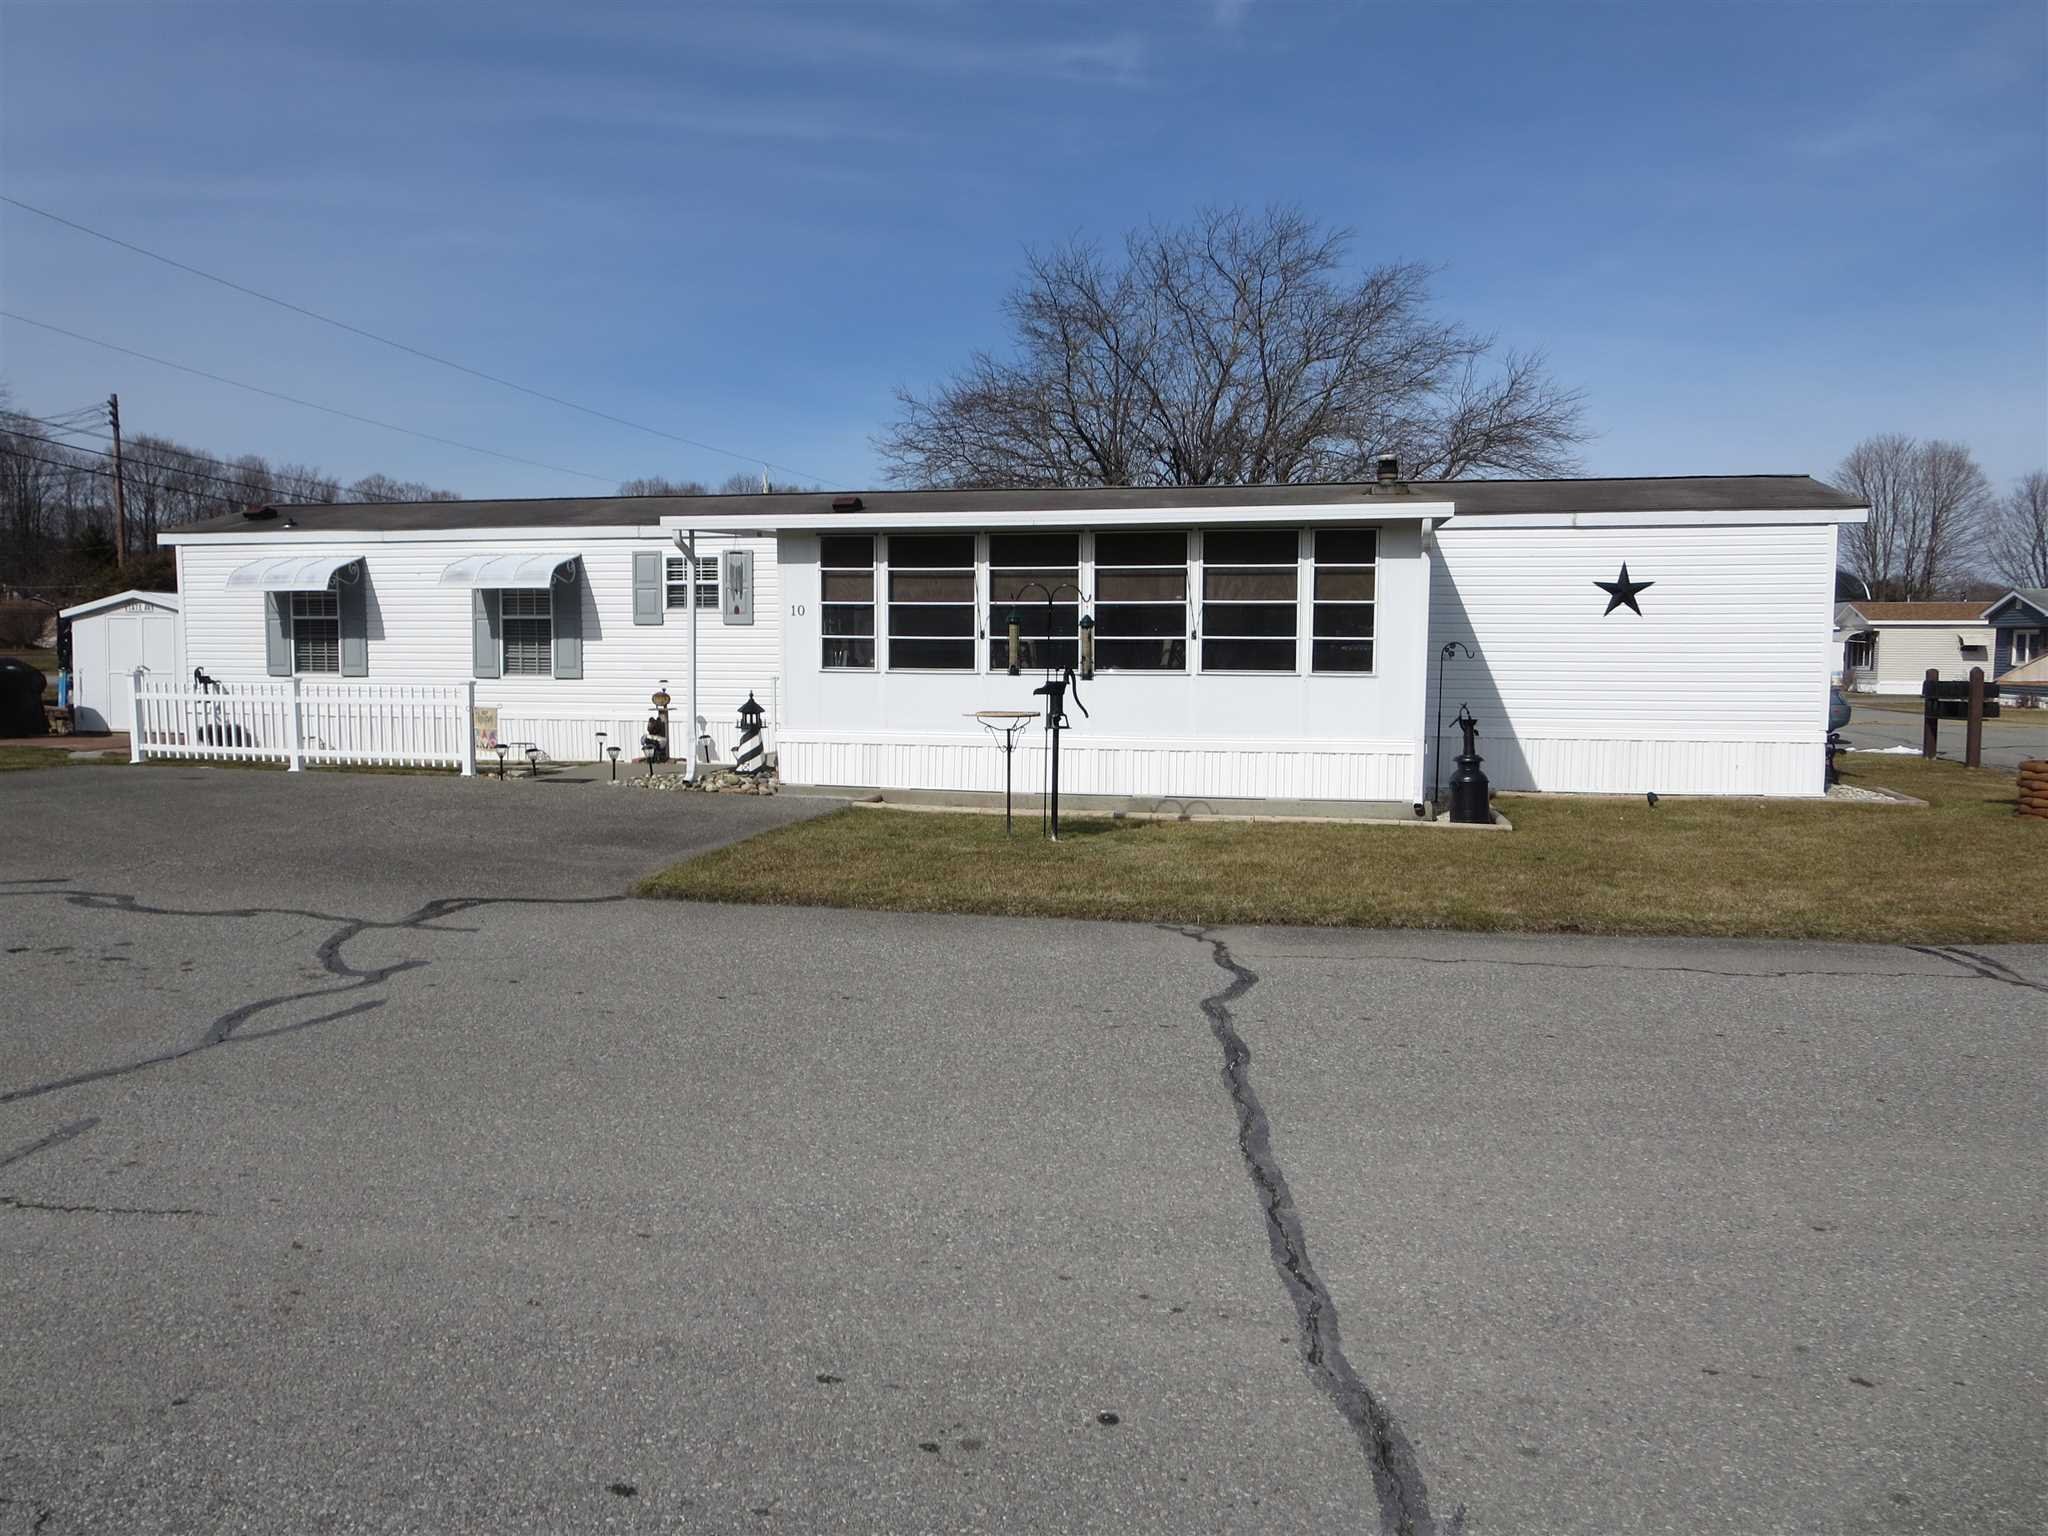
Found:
[1247,949,2047,987]
[1170,925,1460,1536]
[2,1194,211,1217]
[0,1118,99,1172]
[0,882,627,1109]
[1905,945,2048,994]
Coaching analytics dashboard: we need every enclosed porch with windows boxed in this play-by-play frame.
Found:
[667,494,1445,815]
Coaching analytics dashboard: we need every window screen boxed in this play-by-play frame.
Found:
[1201,529,1298,671]
[820,535,875,669]
[1311,528,1376,673]
[501,588,553,676]
[1094,530,1188,671]
[291,589,340,674]
[887,535,975,669]
[987,532,1079,670]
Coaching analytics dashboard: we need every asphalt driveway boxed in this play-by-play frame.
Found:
[2,765,2043,1534]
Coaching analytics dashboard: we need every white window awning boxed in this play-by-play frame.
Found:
[225,555,363,591]
[437,552,581,589]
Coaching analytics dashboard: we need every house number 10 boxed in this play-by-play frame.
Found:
[791,604,805,616]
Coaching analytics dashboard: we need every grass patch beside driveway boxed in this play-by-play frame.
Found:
[638,754,2046,944]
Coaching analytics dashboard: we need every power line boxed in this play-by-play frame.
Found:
[9,409,353,489]
[3,195,845,487]
[2,428,335,505]
[1,311,620,486]
[2,445,291,519]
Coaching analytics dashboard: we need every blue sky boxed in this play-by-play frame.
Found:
[2,0,2042,501]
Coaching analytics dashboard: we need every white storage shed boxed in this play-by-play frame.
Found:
[58,589,182,732]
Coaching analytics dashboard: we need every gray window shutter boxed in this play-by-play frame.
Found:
[552,562,583,680]
[632,549,663,625]
[265,592,292,676]
[338,567,368,676]
[472,590,501,679]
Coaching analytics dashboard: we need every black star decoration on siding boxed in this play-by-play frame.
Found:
[1595,563,1654,616]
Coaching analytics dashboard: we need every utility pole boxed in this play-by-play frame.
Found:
[107,393,128,566]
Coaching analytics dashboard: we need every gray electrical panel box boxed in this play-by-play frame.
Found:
[722,549,754,625]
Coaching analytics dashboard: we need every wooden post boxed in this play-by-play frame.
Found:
[1922,669,1939,759]
[1965,666,1985,769]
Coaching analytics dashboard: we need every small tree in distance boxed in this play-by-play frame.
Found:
[1834,434,1996,601]
[878,204,1589,488]
[1984,471,2048,590]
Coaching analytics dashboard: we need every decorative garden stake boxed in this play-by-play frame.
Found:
[1447,705,1491,824]
[607,745,622,782]
[735,693,766,775]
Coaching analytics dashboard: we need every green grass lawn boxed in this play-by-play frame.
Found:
[0,746,79,772]
[638,755,2046,944]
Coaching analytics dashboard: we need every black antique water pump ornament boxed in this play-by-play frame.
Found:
[1005,579,1093,841]
[1447,705,1492,825]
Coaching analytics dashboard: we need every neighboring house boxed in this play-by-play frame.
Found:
[58,589,182,732]
[162,472,1868,803]
[1981,588,2048,681]
[1993,652,2048,707]
[1833,602,1996,694]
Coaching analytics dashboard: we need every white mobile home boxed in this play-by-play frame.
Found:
[163,472,1866,802]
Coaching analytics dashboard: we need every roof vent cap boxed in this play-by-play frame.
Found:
[831,494,864,513]
[1374,454,1400,484]
[241,504,279,521]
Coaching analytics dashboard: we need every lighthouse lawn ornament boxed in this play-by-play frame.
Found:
[735,693,766,775]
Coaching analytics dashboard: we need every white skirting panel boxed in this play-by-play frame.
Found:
[1475,731,1825,797]
[778,731,1421,803]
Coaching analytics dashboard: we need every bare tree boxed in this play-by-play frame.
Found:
[1984,471,2048,590]
[619,476,710,496]
[1834,434,1996,600]
[878,205,1588,488]
[346,473,462,503]
[272,462,341,505]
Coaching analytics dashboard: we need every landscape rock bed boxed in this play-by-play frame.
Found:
[617,766,778,795]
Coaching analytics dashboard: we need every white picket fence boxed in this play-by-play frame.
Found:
[130,675,476,774]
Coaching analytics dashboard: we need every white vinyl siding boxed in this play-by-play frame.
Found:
[170,533,781,761]
[291,589,340,674]
[1858,624,1999,692]
[1426,521,1838,796]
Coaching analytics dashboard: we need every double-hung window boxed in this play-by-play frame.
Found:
[665,556,719,611]
[820,536,876,669]
[501,589,553,676]
[1201,529,1298,671]
[987,533,1079,670]
[1311,529,1376,672]
[291,589,340,674]
[887,535,976,670]
[1093,530,1188,671]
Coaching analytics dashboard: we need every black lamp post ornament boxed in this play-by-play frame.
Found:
[735,693,766,776]
[606,745,622,782]
[1447,705,1492,825]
